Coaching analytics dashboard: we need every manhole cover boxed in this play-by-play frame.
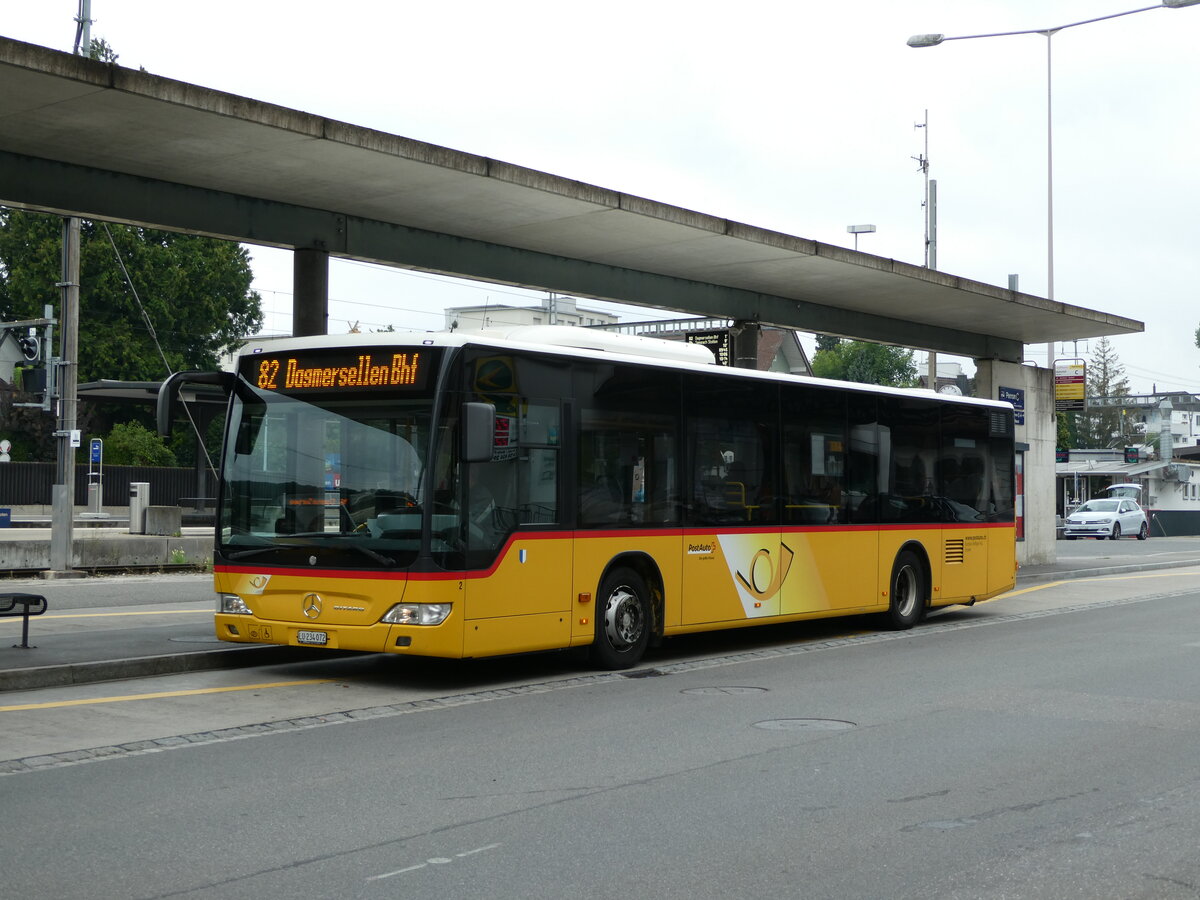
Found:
[753,718,856,732]
[168,635,224,644]
[682,686,768,696]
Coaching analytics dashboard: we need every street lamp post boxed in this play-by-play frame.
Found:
[908,0,1200,370]
[846,224,876,251]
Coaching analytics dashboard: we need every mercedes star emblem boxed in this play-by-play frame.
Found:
[302,593,322,619]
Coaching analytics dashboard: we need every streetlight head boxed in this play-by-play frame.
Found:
[847,225,877,234]
[1163,0,1200,8]
[907,33,945,47]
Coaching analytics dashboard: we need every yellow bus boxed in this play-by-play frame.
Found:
[160,326,1016,669]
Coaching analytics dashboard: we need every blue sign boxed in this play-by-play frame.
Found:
[89,438,103,464]
[998,386,1025,425]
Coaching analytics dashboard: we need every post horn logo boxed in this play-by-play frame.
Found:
[735,542,795,601]
[302,593,323,619]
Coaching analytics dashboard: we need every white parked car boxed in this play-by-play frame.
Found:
[1063,498,1149,541]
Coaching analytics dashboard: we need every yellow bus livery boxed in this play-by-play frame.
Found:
[160,327,1016,669]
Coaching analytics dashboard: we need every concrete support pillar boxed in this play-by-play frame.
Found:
[974,358,1056,566]
[732,321,760,370]
[293,248,329,337]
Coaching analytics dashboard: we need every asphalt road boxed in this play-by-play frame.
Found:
[3,566,1200,898]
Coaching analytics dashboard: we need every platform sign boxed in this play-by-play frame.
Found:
[1054,361,1086,412]
[685,330,732,366]
[90,438,103,465]
[998,386,1025,425]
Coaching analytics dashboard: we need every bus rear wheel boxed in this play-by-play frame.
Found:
[591,567,650,670]
[885,550,926,630]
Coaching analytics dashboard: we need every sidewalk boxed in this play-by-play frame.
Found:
[0,520,214,573]
[1,539,1198,693]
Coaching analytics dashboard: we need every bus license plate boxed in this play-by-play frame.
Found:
[296,630,328,646]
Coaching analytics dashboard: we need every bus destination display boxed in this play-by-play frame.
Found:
[244,348,435,393]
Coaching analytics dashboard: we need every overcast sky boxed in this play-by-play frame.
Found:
[4,1,1199,393]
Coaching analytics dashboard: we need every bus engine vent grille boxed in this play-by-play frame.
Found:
[944,539,965,565]
[990,411,1012,436]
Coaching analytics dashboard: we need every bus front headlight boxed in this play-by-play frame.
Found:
[217,593,253,615]
[381,603,451,626]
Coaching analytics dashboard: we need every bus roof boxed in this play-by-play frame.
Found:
[236,327,1014,411]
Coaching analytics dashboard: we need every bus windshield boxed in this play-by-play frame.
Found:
[219,378,443,568]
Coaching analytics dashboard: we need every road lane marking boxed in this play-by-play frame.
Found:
[988,569,1200,602]
[0,608,210,623]
[0,679,335,712]
[367,844,503,881]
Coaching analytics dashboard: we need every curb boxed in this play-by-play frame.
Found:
[0,645,355,693]
[1016,558,1200,586]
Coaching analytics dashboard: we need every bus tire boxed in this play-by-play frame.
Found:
[885,550,926,630]
[591,567,650,670]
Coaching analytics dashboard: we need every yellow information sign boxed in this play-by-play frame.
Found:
[1054,361,1085,411]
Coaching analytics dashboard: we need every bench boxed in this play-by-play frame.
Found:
[0,592,48,649]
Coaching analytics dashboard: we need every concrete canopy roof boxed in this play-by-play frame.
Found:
[0,37,1142,363]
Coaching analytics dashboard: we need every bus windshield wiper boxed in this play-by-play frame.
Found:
[224,537,319,560]
[225,544,289,561]
[269,533,398,567]
[342,543,397,567]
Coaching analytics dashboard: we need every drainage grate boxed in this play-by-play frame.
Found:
[620,668,667,679]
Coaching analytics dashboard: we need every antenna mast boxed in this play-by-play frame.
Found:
[914,111,939,390]
[74,0,93,55]
[913,110,937,270]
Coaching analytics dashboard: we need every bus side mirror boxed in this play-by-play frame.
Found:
[157,370,234,437]
[463,402,495,463]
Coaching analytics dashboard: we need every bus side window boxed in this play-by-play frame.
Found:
[577,363,682,529]
[517,401,560,525]
[878,397,939,523]
[781,386,846,525]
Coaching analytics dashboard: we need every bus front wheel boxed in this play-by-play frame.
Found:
[591,567,650,670]
[886,550,926,630]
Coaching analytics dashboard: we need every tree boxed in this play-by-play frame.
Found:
[0,209,263,456]
[811,340,919,388]
[1056,411,1078,451]
[0,210,262,383]
[814,333,842,353]
[103,421,177,467]
[1075,337,1132,448]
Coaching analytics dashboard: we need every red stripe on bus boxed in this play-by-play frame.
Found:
[215,521,1013,582]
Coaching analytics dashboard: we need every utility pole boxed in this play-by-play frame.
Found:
[50,219,81,575]
[50,1,92,576]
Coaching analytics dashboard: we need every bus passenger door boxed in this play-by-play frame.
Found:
[461,397,573,656]
[682,398,781,625]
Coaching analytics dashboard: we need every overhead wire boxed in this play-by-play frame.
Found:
[101,224,218,480]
